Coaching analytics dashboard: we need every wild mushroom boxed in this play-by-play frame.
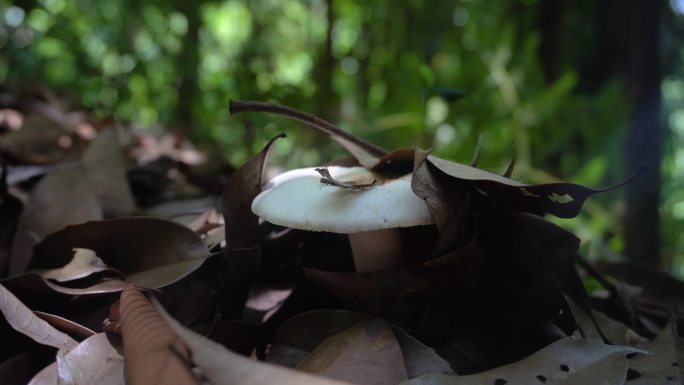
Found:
[251,166,435,272]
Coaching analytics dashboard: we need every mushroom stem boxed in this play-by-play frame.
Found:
[348,229,403,273]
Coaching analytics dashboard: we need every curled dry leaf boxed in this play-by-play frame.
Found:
[33,311,95,342]
[119,286,199,385]
[315,167,377,189]
[28,333,123,385]
[229,100,386,168]
[223,132,284,250]
[0,283,77,350]
[426,154,644,219]
[221,133,284,317]
[402,338,645,385]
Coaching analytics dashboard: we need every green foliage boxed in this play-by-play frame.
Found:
[1,0,682,273]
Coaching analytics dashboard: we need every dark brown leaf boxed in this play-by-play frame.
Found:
[223,133,284,250]
[0,158,22,277]
[22,217,209,293]
[426,154,644,218]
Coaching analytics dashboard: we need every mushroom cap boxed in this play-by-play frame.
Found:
[251,166,435,233]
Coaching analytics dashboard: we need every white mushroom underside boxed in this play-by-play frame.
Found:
[251,167,434,233]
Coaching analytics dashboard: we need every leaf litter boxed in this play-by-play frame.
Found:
[0,99,679,385]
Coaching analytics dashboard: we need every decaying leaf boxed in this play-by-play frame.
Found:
[33,311,95,342]
[628,321,682,384]
[9,164,103,275]
[81,128,136,217]
[0,157,22,277]
[41,248,122,283]
[426,154,644,219]
[119,286,199,385]
[221,133,284,317]
[156,299,355,385]
[28,333,124,385]
[13,217,210,294]
[0,283,77,350]
[296,319,409,385]
[411,149,472,253]
[223,133,284,250]
[269,310,452,380]
[403,338,644,385]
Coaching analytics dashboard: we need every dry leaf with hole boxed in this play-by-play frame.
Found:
[402,338,644,385]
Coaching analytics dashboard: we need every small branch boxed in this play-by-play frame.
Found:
[229,100,388,157]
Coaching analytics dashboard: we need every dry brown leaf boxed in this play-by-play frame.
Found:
[296,319,408,385]
[81,128,135,217]
[27,333,124,385]
[628,322,681,384]
[402,338,644,385]
[119,286,199,385]
[156,298,355,385]
[33,311,95,342]
[23,217,209,293]
[269,310,452,379]
[0,283,77,350]
[41,248,122,283]
[9,165,103,275]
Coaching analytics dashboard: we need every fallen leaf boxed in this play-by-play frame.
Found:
[221,133,284,317]
[411,149,473,254]
[12,217,210,294]
[223,132,284,250]
[9,164,103,275]
[28,333,124,385]
[296,319,408,385]
[0,283,77,350]
[426,154,644,218]
[0,158,22,277]
[33,311,95,342]
[118,286,199,385]
[402,338,644,385]
[155,294,355,385]
[269,310,452,379]
[81,128,135,217]
[41,248,122,283]
[628,321,682,384]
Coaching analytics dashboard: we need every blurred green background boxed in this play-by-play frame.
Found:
[1,0,683,274]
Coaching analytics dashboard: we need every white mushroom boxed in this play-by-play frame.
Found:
[251,166,435,272]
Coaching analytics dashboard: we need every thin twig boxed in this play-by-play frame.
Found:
[229,100,388,157]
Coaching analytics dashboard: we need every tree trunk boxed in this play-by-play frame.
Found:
[623,0,666,267]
